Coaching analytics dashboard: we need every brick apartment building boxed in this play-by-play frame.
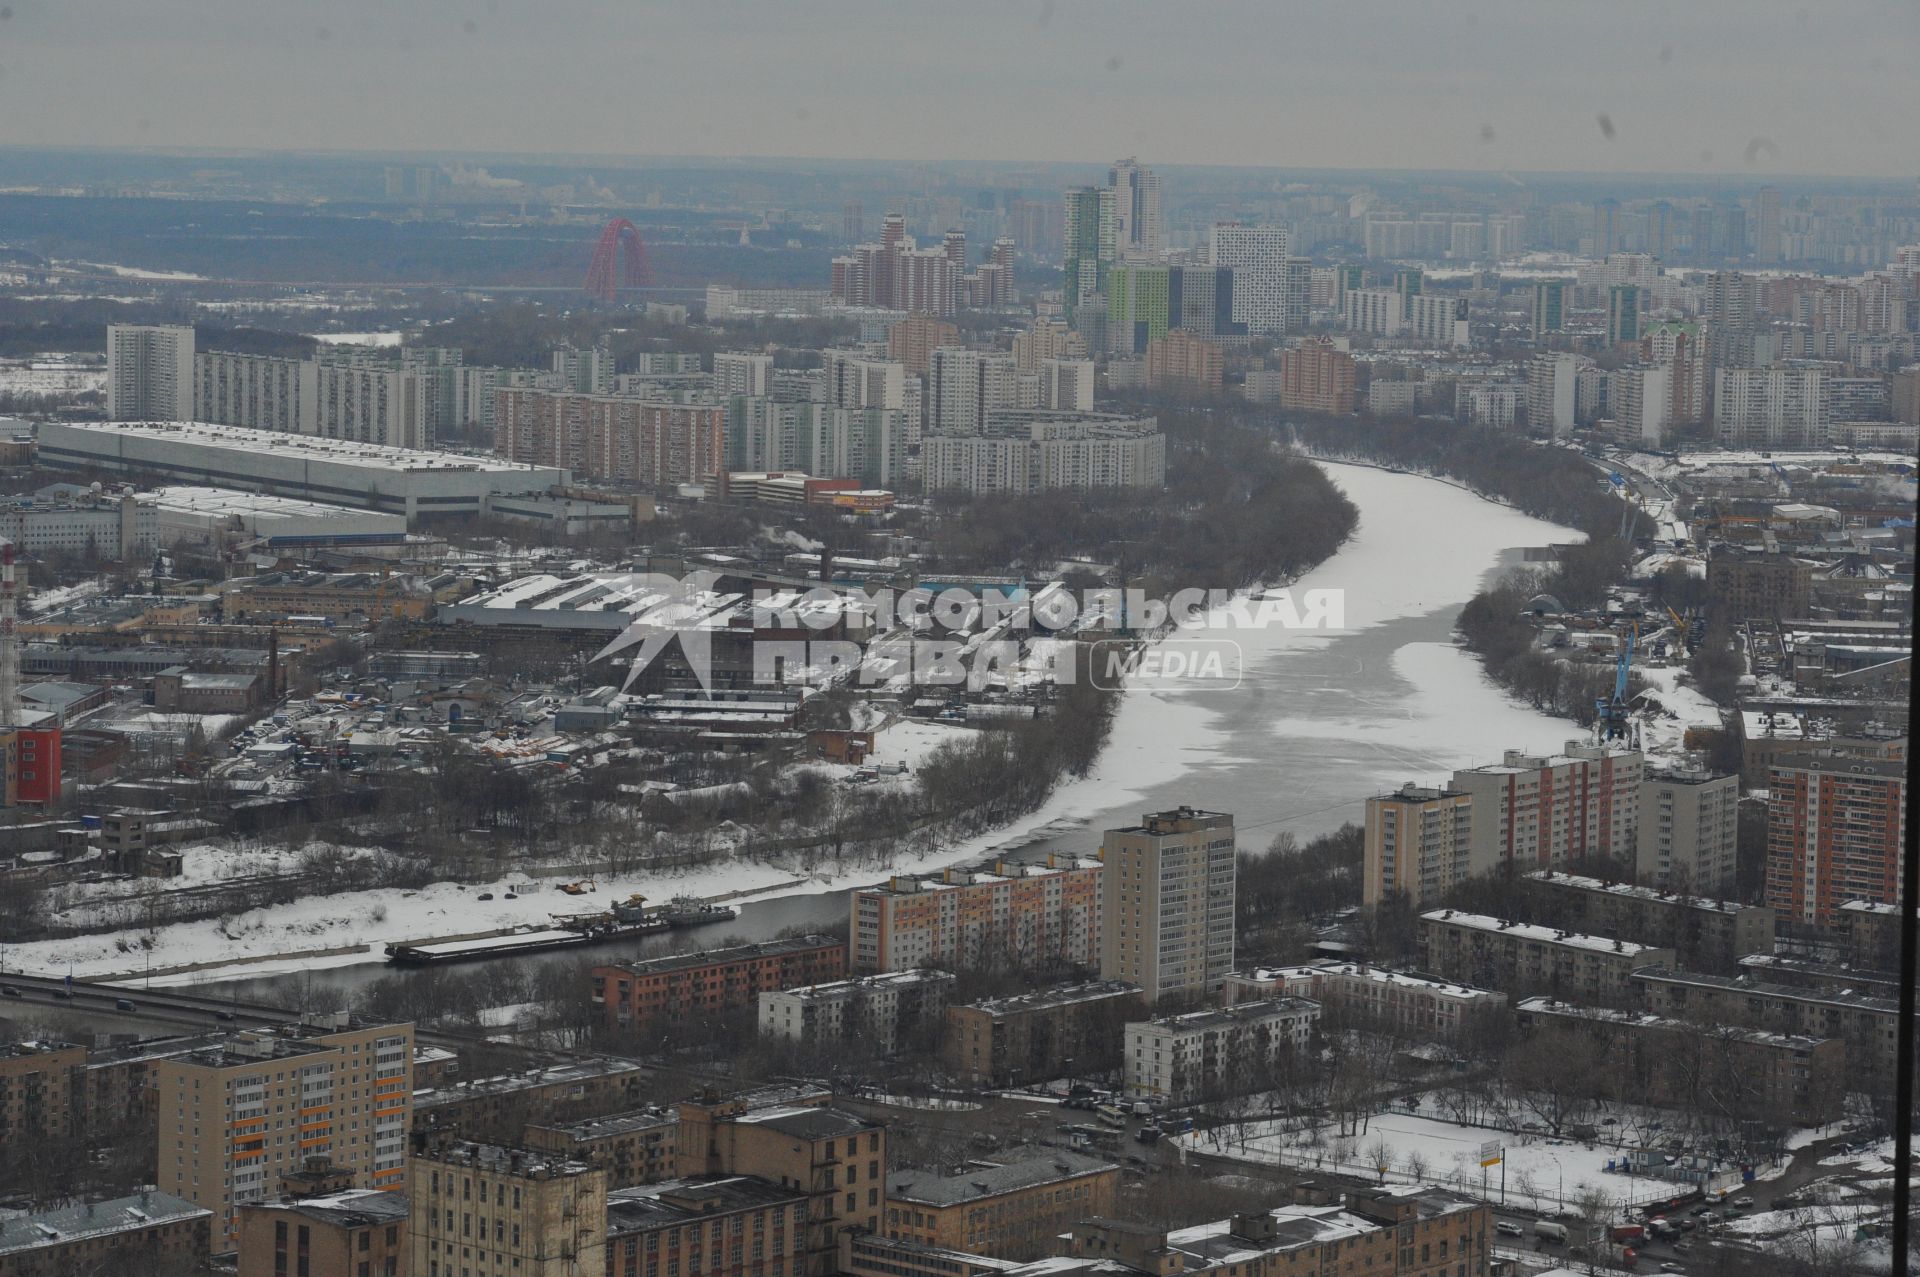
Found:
[593,936,847,1036]
[884,1149,1120,1261]
[1765,752,1908,926]
[237,1189,407,1277]
[851,857,1102,974]
[942,981,1143,1089]
[1418,910,1674,1004]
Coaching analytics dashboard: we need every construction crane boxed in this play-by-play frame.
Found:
[1665,605,1690,651]
[1595,627,1637,742]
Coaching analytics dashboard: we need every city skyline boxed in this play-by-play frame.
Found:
[0,0,1912,178]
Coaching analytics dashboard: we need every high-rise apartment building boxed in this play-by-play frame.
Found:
[822,351,906,411]
[1107,157,1163,260]
[1274,338,1357,416]
[155,1021,414,1253]
[495,390,725,487]
[850,855,1102,973]
[886,314,960,376]
[1037,358,1095,411]
[1099,807,1236,1005]
[715,352,774,398]
[1531,280,1567,338]
[1756,186,1782,264]
[1405,294,1470,348]
[1145,330,1224,396]
[1062,186,1118,330]
[1362,783,1474,907]
[1611,364,1672,447]
[922,410,1166,495]
[1636,766,1741,895]
[1765,753,1908,926]
[926,347,1018,436]
[1105,264,1172,354]
[411,1143,607,1277]
[1342,287,1404,337]
[553,342,614,395]
[313,361,432,449]
[106,323,195,420]
[195,351,318,435]
[1526,353,1581,437]
[1011,318,1087,374]
[1606,284,1642,346]
[1209,224,1298,335]
[1448,742,1641,878]
[1714,367,1827,448]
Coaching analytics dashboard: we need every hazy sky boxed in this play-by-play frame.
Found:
[0,0,1914,177]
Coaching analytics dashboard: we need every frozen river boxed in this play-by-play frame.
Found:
[156,462,1586,1006]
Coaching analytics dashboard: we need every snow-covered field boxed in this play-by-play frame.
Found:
[311,330,404,346]
[1187,1111,1673,1210]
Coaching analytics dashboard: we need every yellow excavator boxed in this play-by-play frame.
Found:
[559,877,598,896]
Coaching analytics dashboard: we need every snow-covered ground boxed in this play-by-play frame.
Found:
[1632,663,1725,760]
[8,463,1591,984]
[310,330,405,346]
[1185,1110,1670,1210]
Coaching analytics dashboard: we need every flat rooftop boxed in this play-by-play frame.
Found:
[960,980,1139,1017]
[599,934,841,977]
[1527,871,1763,916]
[48,420,562,476]
[1420,910,1665,955]
[150,485,404,519]
[0,1190,209,1257]
[888,1149,1117,1208]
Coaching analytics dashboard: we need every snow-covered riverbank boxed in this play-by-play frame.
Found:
[4,461,1587,985]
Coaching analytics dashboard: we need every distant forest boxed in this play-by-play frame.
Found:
[0,193,833,290]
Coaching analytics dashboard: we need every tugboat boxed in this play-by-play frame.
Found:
[657,896,740,928]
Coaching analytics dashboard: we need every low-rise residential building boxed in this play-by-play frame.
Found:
[758,970,956,1055]
[941,981,1143,1089]
[0,1189,211,1277]
[524,1107,679,1189]
[1064,1185,1490,1277]
[592,936,847,1036]
[411,1142,607,1277]
[851,857,1102,974]
[1219,962,1505,1037]
[237,1189,408,1277]
[884,1150,1120,1261]
[414,1058,650,1142]
[1632,964,1903,1082]
[1123,998,1320,1103]
[1522,870,1774,972]
[0,1040,83,1159]
[674,1090,887,1277]
[842,1235,1023,1277]
[605,1175,814,1277]
[1417,910,1674,1004]
[1516,997,1846,1125]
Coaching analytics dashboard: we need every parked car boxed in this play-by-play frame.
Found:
[114,998,137,1011]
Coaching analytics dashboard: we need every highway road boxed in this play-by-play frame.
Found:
[0,970,533,1055]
